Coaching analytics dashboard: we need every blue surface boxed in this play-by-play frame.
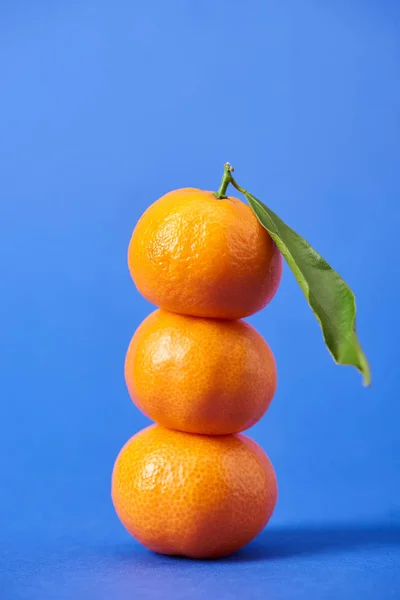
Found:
[1,1,399,598]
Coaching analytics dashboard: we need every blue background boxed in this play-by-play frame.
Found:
[1,1,399,598]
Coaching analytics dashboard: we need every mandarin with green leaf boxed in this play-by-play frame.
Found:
[128,187,282,319]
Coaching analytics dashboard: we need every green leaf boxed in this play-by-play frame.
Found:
[245,192,371,386]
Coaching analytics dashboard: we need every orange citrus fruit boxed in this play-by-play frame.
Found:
[112,425,277,558]
[125,309,277,435]
[128,188,282,319]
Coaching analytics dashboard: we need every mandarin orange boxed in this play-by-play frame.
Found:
[125,309,277,435]
[111,425,277,558]
[128,188,282,319]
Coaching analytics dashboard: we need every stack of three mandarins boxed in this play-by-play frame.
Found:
[112,185,282,559]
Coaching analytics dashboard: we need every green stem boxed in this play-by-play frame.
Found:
[214,163,247,199]
[229,173,247,195]
[214,163,234,199]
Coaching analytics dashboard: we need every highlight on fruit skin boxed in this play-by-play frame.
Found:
[125,309,277,435]
[128,187,282,319]
[111,425,278,559]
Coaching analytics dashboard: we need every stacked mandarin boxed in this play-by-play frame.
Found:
[112,183,282,559]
